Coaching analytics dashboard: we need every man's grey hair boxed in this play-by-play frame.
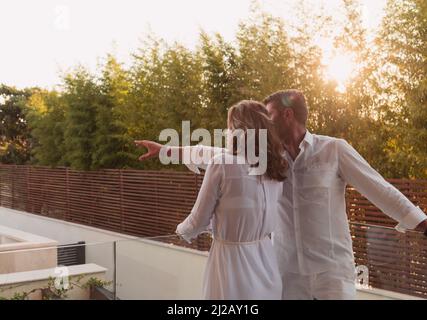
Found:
[263,89,308,125]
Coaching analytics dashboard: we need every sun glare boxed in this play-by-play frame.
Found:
[323,52,358,93]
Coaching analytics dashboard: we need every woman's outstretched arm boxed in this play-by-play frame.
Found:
[135,140,224,173]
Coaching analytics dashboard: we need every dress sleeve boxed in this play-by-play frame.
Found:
[176,157,223,243]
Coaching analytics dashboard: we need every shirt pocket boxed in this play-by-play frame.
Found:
[295,169,335,258]
[297,186,330,234]
[295,164,339,188]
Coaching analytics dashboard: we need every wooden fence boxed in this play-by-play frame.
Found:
[0,164,426,298]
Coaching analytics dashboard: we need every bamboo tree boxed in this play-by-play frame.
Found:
[62,67,99,171]
[26,90,67,166]
[92,54,134,169]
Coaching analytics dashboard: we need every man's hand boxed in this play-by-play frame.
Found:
[134,140,163,161]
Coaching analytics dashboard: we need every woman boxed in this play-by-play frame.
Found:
[175,100,288,300]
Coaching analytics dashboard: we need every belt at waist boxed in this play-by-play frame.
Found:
[213,235,271,245]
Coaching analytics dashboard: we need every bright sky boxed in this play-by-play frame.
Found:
[0,0,386,89]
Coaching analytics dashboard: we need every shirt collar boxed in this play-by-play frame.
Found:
[299,130,313,149]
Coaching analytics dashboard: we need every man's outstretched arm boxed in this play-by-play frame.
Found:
[336,139,427,234]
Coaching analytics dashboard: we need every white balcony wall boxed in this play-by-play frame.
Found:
[0,207,207,299]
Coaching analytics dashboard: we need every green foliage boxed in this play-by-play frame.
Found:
[0,275,111,300]
[92,55,134,170]
[0,85,33,164]
[10,291,29,300]
[62,67,99,171]
[26,90,68,166]
[81,277,112,290]
[234,11,294,101]
[374,0,427,178]
[198,32,239,131]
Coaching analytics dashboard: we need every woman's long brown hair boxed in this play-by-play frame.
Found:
[227,100,288,182]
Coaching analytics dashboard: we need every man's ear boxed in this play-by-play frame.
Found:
[283,108,293,120]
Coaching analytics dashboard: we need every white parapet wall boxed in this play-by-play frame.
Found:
[115,238,207,299]
[0,206,423,300]
[0,225,58,274]
[0,207,207,299]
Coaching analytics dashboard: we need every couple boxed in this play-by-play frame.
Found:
[136,90,427,300]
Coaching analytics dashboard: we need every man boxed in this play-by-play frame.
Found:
[136,89,427,299]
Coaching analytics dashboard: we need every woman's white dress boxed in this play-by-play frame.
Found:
[176,152,283,300]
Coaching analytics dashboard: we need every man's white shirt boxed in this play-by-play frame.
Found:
[179,131,426,275]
